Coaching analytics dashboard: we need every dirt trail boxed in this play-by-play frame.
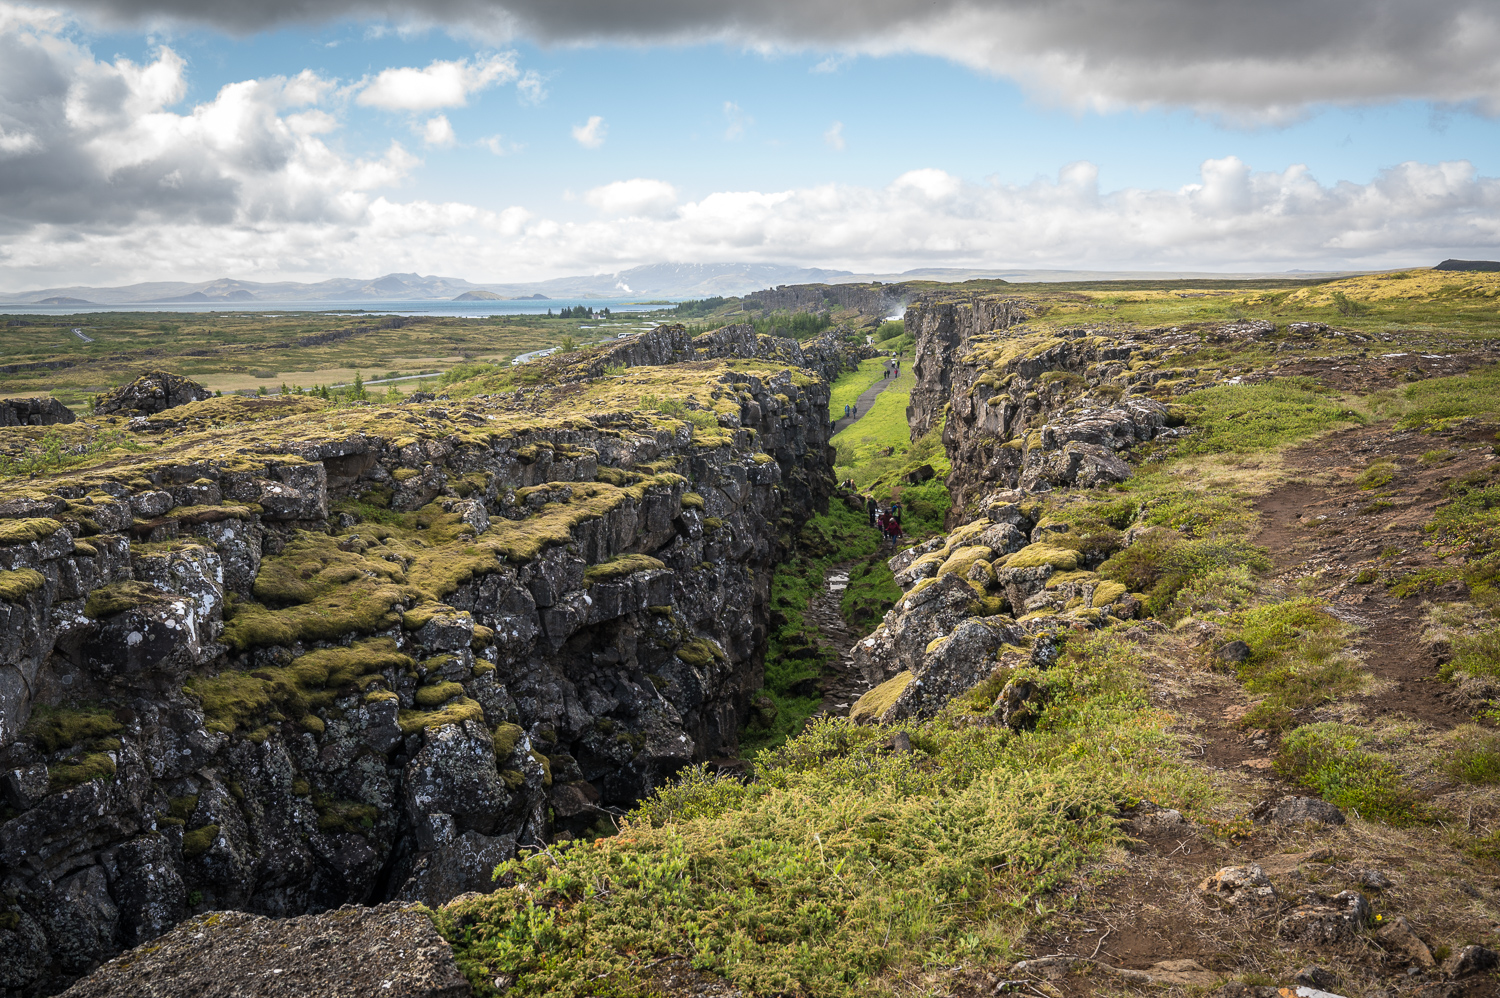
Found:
[804,563,876,717]
[1249,421,1495,732]
[832,367,897,433]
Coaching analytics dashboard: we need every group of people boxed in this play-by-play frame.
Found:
[864,494,904,548]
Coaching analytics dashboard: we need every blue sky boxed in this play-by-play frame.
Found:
[3,0,1500,287]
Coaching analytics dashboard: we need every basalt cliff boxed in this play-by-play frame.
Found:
[0,323,861,995]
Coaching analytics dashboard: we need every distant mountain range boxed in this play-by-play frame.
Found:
[0,261,1377,305]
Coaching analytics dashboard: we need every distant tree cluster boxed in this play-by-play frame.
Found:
[549,305,610,319]
[670,297,729,318]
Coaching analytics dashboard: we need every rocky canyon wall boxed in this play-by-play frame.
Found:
[0,325,841,994]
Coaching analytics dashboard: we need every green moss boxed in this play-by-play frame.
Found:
[415,681,465,708]
[300,713,326,734]
[530,750,553,787]
[493,723,525,759]
[0,518,63,545]
[314,798,377,834]
[181,823,220,859]
[393,467,421,482]
[84,580,173,619]
[937,546,994,579]
[185,637,412,734]
[500,769,526,790]
[398,696,485,735]
[1004,544,1080,571]
[848,671,914,723]
[676,638,726,668]
[1090,581,1128,607]
[168,795,199,822]
[680,492,705,510]
[24,704,122,753]
[472,661,496,677]
[584,553,667,584]
[1356,460,1397,490]
[0,567,45,601]
[47,752,116,791]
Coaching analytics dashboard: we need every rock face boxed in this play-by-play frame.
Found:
[1,398,76,427]
[59,903,472,998]
[902,295,1275,518]
[94,372,212,416]
[0,324,846,994]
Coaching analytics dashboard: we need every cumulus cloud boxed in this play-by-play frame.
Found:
[421,113,455,146]
[4,6,1500,289]
[515,69,545,104]
[356,52,517,111]
[50,0,1500,118]
[571,114,605,148]
[585,177,678,217]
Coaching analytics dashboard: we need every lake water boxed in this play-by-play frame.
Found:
[0,296,674,317]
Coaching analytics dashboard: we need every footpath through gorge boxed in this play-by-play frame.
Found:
[7,275,1500,998]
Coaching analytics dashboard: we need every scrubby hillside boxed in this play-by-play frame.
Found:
[431,278,1500,998]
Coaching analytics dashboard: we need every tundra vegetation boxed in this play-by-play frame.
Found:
[430,269,1500,996]
[6,267,1500,995]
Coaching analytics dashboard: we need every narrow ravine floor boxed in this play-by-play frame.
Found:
[805,562,877,717]
[832,368,897,433]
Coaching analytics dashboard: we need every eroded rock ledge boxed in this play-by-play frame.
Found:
[0,324,851,994]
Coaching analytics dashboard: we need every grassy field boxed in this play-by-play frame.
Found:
[0,311,662,408]
[828,357,887,417]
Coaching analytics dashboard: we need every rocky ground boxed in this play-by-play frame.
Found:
[14,280,1500,997]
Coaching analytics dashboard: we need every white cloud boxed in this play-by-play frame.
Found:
[516,70,546,104]
[3,11,1500,289]
[481,133,520,155]
[421,113,456,147]
[585,178,678,217]
[356,53,518,112]
[55,0,1500,119]
[823,121,844,151]
[571,115,605,148]
[723,101,751,141]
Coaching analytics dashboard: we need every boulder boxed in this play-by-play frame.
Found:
[1276,891,1370,944]
[1257,796,1346,826]
[1199,864,1276,905]
[59,903,472,997]
[1443,944,1499,978]
[94,372,212,416]
[1373,914,1434,967]
[0,397,75,426]
[397,829,518,907]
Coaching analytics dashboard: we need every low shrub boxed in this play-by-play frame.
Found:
[1276,723,1429,825]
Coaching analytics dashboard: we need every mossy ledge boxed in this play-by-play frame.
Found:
[0,319,864,991]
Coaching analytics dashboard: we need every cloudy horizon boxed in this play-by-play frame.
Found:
[2,0,1498,291]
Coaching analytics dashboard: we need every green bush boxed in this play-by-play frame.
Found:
[1276,724,1428,825]
[1445,726,1500,784]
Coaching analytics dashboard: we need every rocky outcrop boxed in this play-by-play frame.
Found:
[0,326,847,994]
[575,323,868,386]
[94,372,212,416]
[742,283,907,317]
[1,398,75,427]
[58,903,471,998]
[903,293,1278,516]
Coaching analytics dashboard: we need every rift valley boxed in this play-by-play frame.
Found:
[3,270,1500,998]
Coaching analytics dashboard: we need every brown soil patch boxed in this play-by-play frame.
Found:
[1261,349,1483,394]
[1252,420,1499,732]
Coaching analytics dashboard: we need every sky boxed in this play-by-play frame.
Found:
[2,0,1500,289]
